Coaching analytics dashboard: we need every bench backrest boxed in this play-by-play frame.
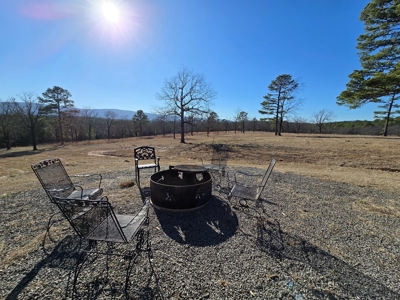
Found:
[134,146,157,161]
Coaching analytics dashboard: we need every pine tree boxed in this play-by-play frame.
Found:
[259,74,300,136]
[38,86,74,145]
[337,0,400,136]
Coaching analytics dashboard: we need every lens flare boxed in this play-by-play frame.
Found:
[102,2,120,22]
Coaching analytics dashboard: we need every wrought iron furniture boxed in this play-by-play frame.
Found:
[134,146,160,184]
[228,158,276,206]
[31,158,103,202]
[32,158,104,249]
[201,143,229,187]
[52,196,149,248]
[52,195,150,293]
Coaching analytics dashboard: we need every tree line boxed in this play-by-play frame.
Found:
[1,87,399,151]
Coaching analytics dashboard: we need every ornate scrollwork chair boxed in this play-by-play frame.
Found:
[134,146,160,185]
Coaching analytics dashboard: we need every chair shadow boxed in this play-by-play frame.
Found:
[5,235,80,300]
[256,219,400,299]
[154,196,238,246]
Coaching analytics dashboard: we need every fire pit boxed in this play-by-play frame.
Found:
[150,165,212,211]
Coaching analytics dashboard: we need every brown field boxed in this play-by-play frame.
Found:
[1,132,399,195]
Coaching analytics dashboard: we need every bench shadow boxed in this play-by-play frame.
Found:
[256,219,400,299]
[154,196,238,246]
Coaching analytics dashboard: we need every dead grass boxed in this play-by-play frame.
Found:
[0,132,399,195]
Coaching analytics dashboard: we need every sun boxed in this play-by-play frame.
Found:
[102,2,120,23]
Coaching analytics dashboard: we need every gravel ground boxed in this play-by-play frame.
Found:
[1,167,399,300]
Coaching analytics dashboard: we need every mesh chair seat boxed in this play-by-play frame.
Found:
[68,188,103,200]
[228,158,276,204]
[53,196,149,245]
[137,163,159,169]
[87,211,148,243]
[230,184,260,201]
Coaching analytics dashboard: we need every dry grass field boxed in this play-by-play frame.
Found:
[1,131,399,195]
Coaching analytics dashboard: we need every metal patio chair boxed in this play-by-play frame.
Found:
[134,146,160,184]
[201,143,229,188]
[52,195,150,293]
[32,158,103,248]
[228,158,276,207]
[31,158,103,202]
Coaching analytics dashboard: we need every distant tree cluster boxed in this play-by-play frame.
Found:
[2,87,399,150]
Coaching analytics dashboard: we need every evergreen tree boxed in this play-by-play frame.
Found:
[337,0,400,136]
[38,86,74,145]
[132,110,149,137]
[259,74,300,136]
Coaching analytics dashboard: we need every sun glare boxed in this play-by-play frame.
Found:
[102,2,120,22]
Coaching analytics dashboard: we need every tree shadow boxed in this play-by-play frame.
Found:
[0,149,45,158]
[154,196,238,246]
[256,219,400,299]
[5,235,80,300]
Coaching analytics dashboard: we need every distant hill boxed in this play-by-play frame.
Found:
[11,102,159,120]
[88,108,158,120]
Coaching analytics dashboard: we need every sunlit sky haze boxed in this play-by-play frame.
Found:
[0,0,375,122]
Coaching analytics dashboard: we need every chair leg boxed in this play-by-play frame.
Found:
[136,168,140,186]
[73,240,92,297]
[42,211,62,254]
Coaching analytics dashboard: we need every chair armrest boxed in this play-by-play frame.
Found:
[46,187,74,193]
[71,173,102,188]
[54,195,109,204]
[156,156,160,164]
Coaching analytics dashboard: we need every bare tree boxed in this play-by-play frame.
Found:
[105,110,117,139]
[63,108,81,141]
[81,108,98,140]
[312,109,335,134]
[0,99,17,150]
[157,66,216,143]
[16,92,42,150]
[290,116,309,134]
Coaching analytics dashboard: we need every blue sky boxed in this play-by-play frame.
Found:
[1,0,375,122]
